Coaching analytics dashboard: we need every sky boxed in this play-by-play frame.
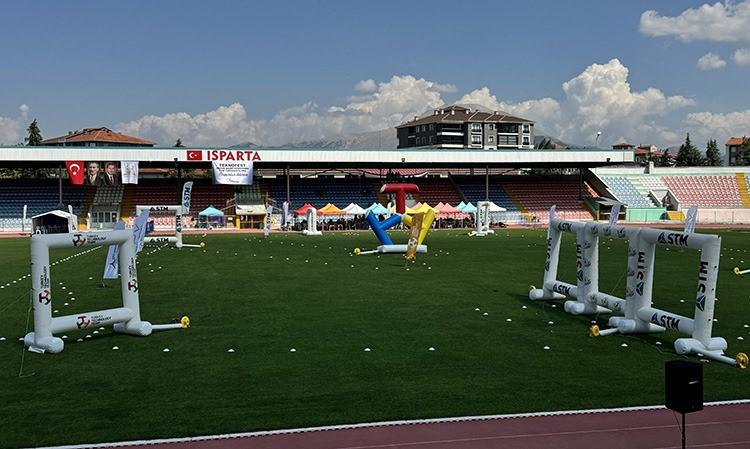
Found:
[1,0,749,148]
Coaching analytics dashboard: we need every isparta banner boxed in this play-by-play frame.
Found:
[212,161,253,185]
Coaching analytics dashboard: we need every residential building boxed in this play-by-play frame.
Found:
[41,127,154,147]
[612,142,635,151]
[725,136,748,166]
[396,104,534,149]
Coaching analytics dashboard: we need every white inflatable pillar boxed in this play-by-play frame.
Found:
[302,207,322,236]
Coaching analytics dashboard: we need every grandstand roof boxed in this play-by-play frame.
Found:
[0,145,633,168]
[41,127,154,146]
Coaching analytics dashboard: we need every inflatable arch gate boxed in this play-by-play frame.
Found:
[529,218,748,367]
[25,231,149,353]
[361,183,435,254]
[135,205,201,248]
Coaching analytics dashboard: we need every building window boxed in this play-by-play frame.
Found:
[488,135,494,143]
[497,135,519,145]
[523,124,530,134]
[471,135,482,144]
[429,136,434,144]
[489,124,494,130]
[523,136,530,146]
[422,125,426,132]
[471,123,482,132]
[429,124,434,131]
[497,123,519,134]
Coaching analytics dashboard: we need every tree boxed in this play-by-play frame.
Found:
[675,133,704,166]
[659,149,672,167]
[741,137,750,165]
[174,138,184,147]
[704,139,721,166]
[25,119,43,146]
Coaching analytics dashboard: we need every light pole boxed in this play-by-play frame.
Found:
[594,131,602,148]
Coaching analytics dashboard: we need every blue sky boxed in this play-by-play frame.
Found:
[1,0,749,147]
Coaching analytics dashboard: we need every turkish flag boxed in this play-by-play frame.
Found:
[66,161,85,185]
[186,150,203,161]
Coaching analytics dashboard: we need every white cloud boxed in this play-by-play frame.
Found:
[732,47,750,64]
[116,61,694,148]
[697,52,727,70]
[0,104,30,145]
[117,76,449,146]
[118,103,261,147]
[457,87,561,124]
[686,109,750,140]
[354,79,377,93]
[640,1,750,42]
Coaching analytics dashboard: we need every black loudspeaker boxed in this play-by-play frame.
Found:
[665,360,703,414]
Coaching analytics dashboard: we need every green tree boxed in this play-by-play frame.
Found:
[704,139,721,166]
[24,119,43,146]
[659,149,672,167]
[675,133,704,166]
[174,138,184,147]
[741,137,750,165]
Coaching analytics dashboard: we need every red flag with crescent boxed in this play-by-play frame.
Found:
[65,161,85,185]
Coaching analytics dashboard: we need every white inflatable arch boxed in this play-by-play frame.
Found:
[529,217,746,367]
[135,205,201,248]
[24,230,151,354]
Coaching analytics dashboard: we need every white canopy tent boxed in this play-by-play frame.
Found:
[343,203,368,215]
[32,210,78,234]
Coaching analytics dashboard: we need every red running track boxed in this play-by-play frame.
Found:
[48,402,750,449]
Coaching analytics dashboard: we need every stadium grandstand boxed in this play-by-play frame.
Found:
[2,143,750,232]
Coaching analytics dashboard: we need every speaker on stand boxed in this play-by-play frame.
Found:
[665,360,703,449]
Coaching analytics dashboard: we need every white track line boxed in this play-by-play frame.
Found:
[32,399,750,449]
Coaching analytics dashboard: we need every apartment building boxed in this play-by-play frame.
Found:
[396,104,534,149]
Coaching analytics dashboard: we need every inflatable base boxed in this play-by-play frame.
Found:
[302,230,322,236]
[377,244,427,254]
[469,229,494,237]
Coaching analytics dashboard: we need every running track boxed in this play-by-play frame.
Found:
[46,401,750,449]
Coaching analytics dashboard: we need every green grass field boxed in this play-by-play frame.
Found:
[1,229,749,448]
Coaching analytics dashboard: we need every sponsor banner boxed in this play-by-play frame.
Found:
[103,221,126,280]
[121,161,139,184]
[186,149,261,162]
[65,161,85,185]
[609,204,621,226]
[684,206,698,234]
[236,204,267,215]
[212,161,253,185]
[282,201,289,226]
[133,209,151,254]
[181,181,194,215]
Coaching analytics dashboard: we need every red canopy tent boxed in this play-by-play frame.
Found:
[294,203,315,215]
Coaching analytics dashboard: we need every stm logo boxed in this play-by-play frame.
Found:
[72,234,86,247]
[657,232,689,246]
[636,281,644,296]
[576,269,584,281]
[557,222,572,232]
[38,289,51,305]
[651,313,681,330]
[553,283,572,296]
[616,228,626,238]
[591,227,599,235]
[544,260,550,272]
[696,294,706,311]
[76,315,91,329]
[127,278,139,292]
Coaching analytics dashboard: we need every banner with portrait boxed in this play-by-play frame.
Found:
[75,161,123,187]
